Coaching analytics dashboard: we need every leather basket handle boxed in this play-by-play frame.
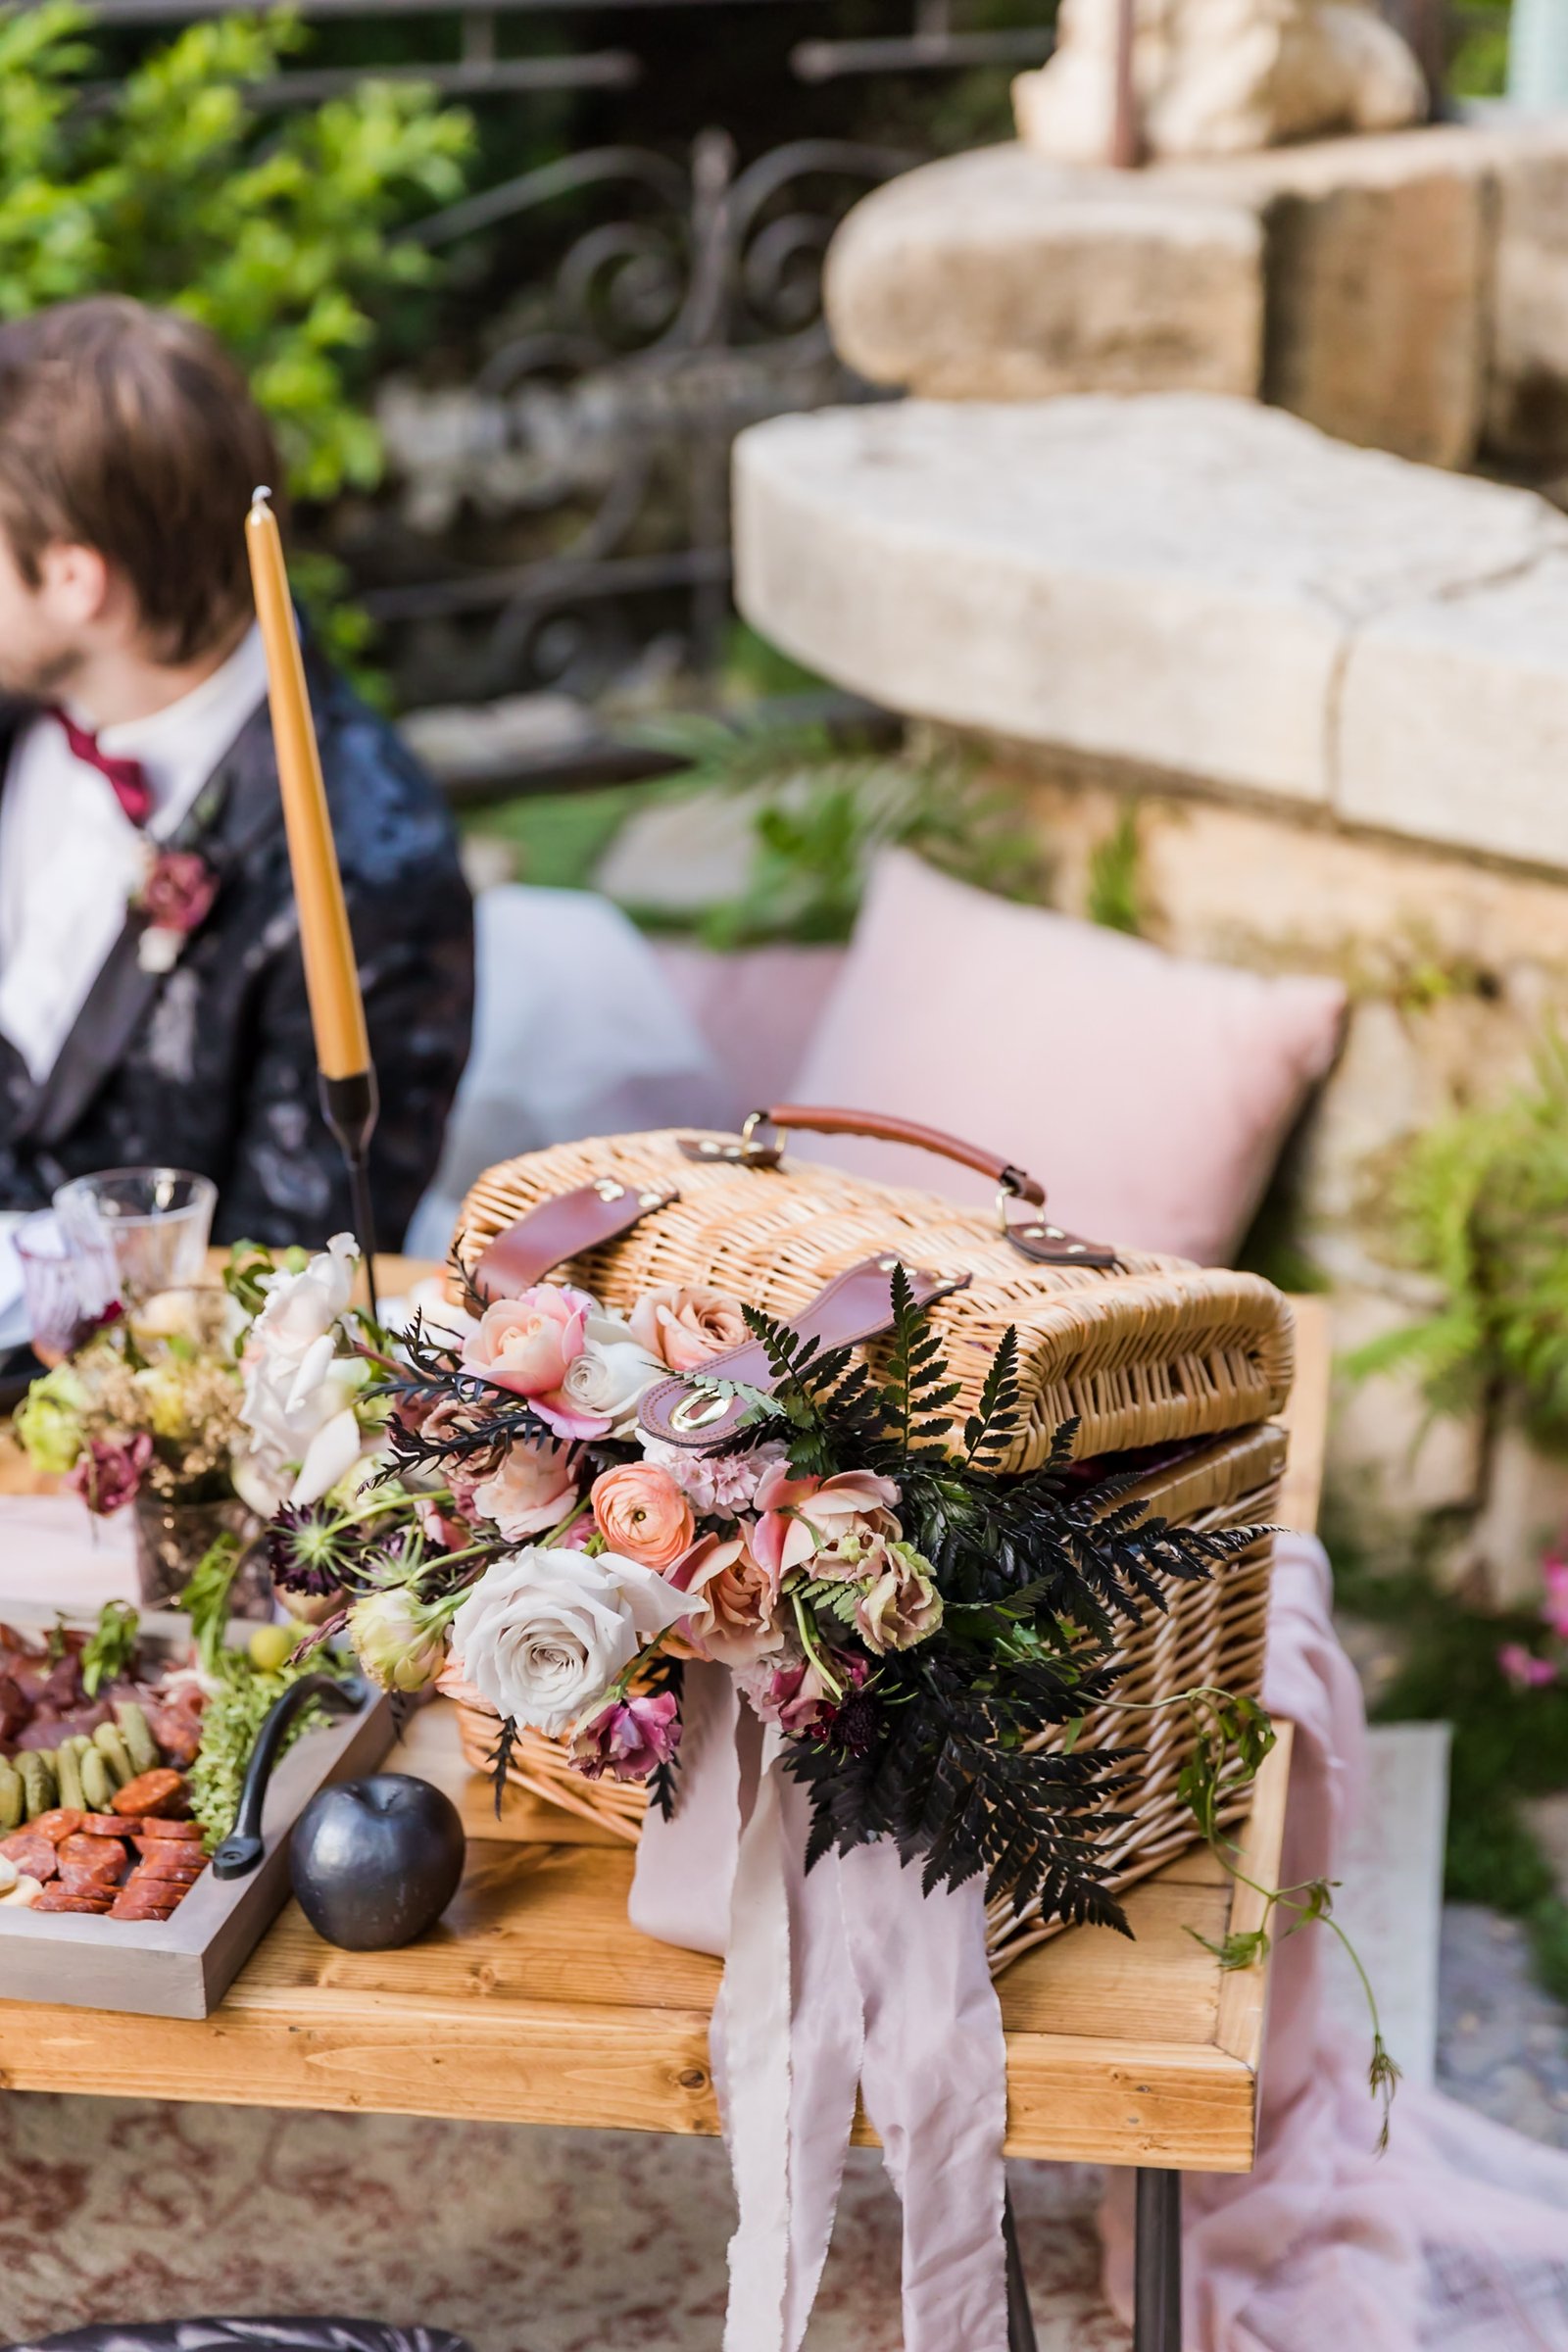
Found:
[680,1104,1119,1269]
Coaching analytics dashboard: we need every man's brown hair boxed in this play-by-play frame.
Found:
[0,297,285,665]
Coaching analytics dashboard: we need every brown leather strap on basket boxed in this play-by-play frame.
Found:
[680,1104,1119,1270]
[472,1178,678,1302]
[639,1254,971,1449]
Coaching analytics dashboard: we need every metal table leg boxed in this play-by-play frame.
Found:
[1003,2184,1039,2352]
[1134,2168,1183,2352]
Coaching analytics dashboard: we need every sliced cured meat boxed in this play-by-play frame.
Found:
[58,1832,127,1868]
[145,1706,202,1768]
[79,1813,135,1838]
[15,1702,109,1749]
[0,1832,57,1882]
[58,1864,126,1897]
[29,1809,84,1845]
[134,1819,202,1844]
[109,1889,178,1920]
[111,1769,187,1818]
[127,1856,204,1886]
[34,1888,114,1913]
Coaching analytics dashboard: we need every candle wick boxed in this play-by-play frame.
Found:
[251,484,272,510]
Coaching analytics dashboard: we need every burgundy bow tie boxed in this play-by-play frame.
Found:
[45,706,154,828]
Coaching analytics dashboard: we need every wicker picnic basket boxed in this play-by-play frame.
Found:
[448,1107,1294,1972]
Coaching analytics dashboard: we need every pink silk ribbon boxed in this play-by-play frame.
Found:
[629,1661,1010,2350]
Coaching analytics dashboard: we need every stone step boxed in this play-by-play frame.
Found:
[825,122,1568,469]
[733,390,1568,872]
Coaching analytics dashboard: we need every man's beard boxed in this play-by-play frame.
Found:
[0,644,80,702]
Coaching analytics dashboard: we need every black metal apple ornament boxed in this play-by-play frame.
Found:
[290,1773,466,1950]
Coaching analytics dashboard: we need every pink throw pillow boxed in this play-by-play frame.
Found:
[786,850,1346,1266]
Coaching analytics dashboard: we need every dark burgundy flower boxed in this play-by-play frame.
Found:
[139,850,218,935]
[70,1433,153,1515]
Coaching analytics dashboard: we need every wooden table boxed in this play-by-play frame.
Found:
[0,1291,1331,2352]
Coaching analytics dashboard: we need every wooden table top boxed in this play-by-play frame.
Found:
[0,1285,1330,2176]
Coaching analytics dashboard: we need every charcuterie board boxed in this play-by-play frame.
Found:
[0,1600,392,2019]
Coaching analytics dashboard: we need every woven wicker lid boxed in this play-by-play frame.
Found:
[455,1129,1294,1470]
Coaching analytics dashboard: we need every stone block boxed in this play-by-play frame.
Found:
[823,146,1263,401]
[734,393,1562,809]
[1487,132,1568,462]
[1338,550,1568,869]
[1328,1285,1485,1519]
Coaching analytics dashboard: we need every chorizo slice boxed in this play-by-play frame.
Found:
[109,1889,178,1921]
[34,1888,114,1913]
[111,1769,188,1819]
[0,1833,58,1882]
[79,1812,135,1838]
[134,1818,202,1843]
[26,1808,83,1845]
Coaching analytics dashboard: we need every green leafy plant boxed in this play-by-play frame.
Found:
[1086,805,1143,937]
[0,2,473,655]
[1347,1033,1568,1450]
[631,715,1050,948]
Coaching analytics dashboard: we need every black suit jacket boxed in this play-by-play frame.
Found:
[0,659,474,1250]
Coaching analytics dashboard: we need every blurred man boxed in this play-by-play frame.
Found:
[0,298,472,1246]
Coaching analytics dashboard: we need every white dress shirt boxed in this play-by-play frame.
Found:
[0,624,270,1082]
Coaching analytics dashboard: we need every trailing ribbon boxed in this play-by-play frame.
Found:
[628,1661,1010,2351]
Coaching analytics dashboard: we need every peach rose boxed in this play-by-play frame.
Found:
[752,1464,902,1584]
[462,1286,588,1400]
[590,1460,695,1570]
[473,1438,580,1541]
[630,1285,751,1373]
[668,1530,783,1666]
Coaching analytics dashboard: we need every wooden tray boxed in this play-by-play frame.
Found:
[0,1603,393,2019]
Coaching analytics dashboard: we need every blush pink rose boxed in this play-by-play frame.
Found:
[752,1463,902,1584]
[629,1285,750,1373]
[590,1460,695,1570]
[570,1690,681,1782]
[462,1286,588,1401]
[668,1530,783,1666]
[473,1438,580,1541]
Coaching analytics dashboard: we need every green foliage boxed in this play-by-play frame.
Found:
[1449,0,1510,98]
[1335,1538,1568,2006]
[1346,1034,1568,1450]
[80,1598,139,1698]
[1086,805,1143,937]
[0,3,472,595]
[632,715,1050,948]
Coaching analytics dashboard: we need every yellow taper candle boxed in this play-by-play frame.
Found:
[244,485,369,1082]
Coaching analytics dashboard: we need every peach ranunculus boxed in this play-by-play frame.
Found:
[668,1530,784,1666]
[473,1438,581,1542]
[751,1463,902,1585]
[629,1285,751,1373]
[590,1460,695,1570]
[461,1286,589,1402]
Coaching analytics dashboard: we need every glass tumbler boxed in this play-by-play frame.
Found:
[54,1166,218,1304]
[14,1210,121,1366]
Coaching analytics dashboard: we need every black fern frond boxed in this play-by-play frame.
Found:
[964,1325,1022,1466]
[488,1714,520,1821]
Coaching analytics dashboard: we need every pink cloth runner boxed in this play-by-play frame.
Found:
[1102,1531,1568,2349]
[629,1660,1009,2351]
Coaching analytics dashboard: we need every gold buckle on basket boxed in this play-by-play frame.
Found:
[678,1110,788,1171]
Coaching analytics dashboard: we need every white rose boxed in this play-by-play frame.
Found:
[235,1236,368,1511]
[536,1311,662,1441]
[450,1545,689,1736]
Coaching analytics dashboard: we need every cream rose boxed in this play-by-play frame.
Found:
[629,1285,750,1373]
[856,1541,944,1654]
[590,1460,695,1569]
[535,1311,663,1442]
[450,1545,689,1736]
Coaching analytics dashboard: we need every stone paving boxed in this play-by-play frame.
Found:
[1437,1903,1568,2147]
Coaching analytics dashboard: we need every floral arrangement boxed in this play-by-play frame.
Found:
[1498,1547,1568,1690]
[15,1237,384,1526]
[255,1250,1272,1930]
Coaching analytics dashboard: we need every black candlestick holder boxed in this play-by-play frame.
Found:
[318,1065,380,1323]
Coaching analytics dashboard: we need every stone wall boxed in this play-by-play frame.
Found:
[960,743,1568,1600]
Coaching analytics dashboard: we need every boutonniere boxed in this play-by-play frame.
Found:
[132,847,220,975]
